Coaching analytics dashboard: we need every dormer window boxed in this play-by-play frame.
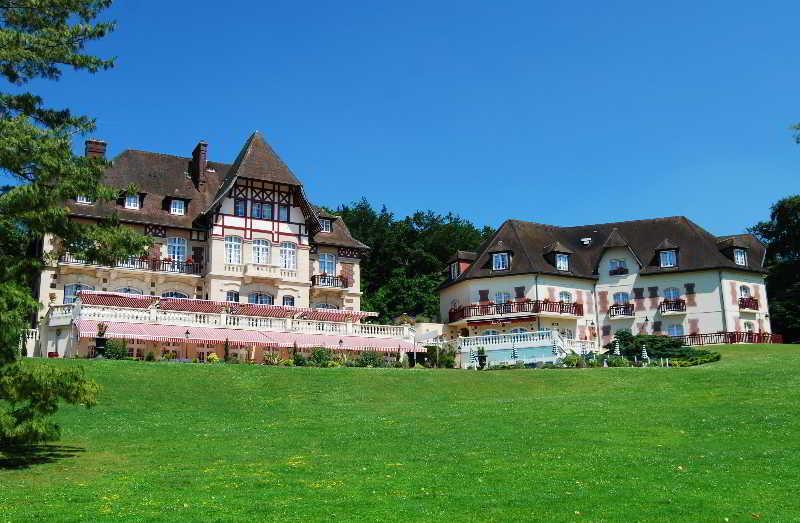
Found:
[659,249,677,268]
[733,248,747,266]
[320,218,333,233]
[555,253,570,271]
[124,194,140,210]
[492,252,509,271]
[75,195,94,204]
[170,199,185,216]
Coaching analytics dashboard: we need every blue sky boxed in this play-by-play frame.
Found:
[6,0,799,234]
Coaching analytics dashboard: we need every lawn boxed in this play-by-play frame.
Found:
[1,345,799,521]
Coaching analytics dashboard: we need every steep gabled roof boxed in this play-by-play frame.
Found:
[543,241,574,255]
[602,228,629,248]
[655,238,679,251]
[312,207,369,250]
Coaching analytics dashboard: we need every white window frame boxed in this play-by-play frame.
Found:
[124,194,140,210]
[559,291,572,303]
[225,236,243,265]
[495,291,511,304]
[280,242,297,270]
[738,285,751,299]
[252,239,271,265]
[170,199,185,216]
[609,258,627,270]
[225,290,240,303]
[743,321,755,333]
[613,292,630,305]
[734,248,747,266]
[667,324,684,337]
[659,250,677,268]
[319,253,336,275]
[282,295,295,306]
[248,292,273,305]
[320,218,332,233]
[492,252,509,271]
[556,253,570,271]
[161,291,188,299]
[167,237,187,263]
[75,195,93,204]
[663,287,681,300]
[64,283,94,304]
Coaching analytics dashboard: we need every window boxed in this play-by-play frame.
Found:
[734,248,748,266]
[449,263,460,280]
[314,303,339,309]
[613,292,630,305]
[226,290,240,303]
[248,292,273,305]
[319,253,336,275]
[115,287,143,295]
[609,258,627,271]
[282,295,295,306]
[124,194,140,209]
[320,218,332,233]
[659,250,677,268]
[225,236,242,265]
[559,291,572,303]
[664,287,681,300]
[161,291,188,299]
[482,330,500,336]
[252,240,271,265]
[63,283,94,304]
[278,204,290,222]
[509,328,528,334]
[743,321,755,333]
[167,237,187,262]
[170,199,185,216]
[495,292,511,304]
[667,324,684,336]
[75,195,93,204]
[739,285,751,299]
[233,198,246,217]
[251,202,273,220]
[280,242,297,270]
[556,253,570,271]
[492,252,509,271]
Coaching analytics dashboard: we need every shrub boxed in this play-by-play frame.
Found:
[604,331,721,366]
[280,359,294,367]
[144,351,155,362]
[356,351,384,368]
[263,353,281,366]
[207,353,220,364]
[561,354,581,368]
[102,339,128,360]
[310,348,332,367]
[607,356,630,367]
[292,352,307,367]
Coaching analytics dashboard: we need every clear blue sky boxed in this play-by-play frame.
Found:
[7,0,800,234]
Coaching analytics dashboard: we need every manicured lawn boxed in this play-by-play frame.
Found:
[2,344,799,521]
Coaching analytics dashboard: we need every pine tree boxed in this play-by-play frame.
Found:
[0,0,150,446]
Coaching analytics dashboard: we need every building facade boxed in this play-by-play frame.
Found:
[33,132,415,359]
[439,217,773,351]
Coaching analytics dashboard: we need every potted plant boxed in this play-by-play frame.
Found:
[477,347,487,369]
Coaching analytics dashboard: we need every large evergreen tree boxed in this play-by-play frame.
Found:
[0,0,149,446]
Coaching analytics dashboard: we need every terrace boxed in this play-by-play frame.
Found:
[311,274,350,289]
[448,300,583,323]
[658,299,687,314]
[59,253,203,275]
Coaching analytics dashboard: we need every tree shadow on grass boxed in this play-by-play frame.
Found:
[0,445,84,470]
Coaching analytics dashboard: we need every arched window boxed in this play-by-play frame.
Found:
[161,291,188,299]
[559,291,572,303]
[739,285,751,299]
[613,292,630,305]
[282,295,295,306]
[64,283,94,304]
[509,328,528,334]
[663,287,681,300]
[319,253,336,275]
[252,239,271,265]
[115,287,143,295]
[313,303,338,309]
[667,324,684,336]
[226,290,240,303]
[167,237,187,262]
[280,242,297,270]
[248,292,273,305]
[225,236,242,265]
[482,329,500,336]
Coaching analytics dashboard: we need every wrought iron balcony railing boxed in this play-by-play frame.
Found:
[59,253,203,275]
[448,300,583,322]
[608,303,635,318]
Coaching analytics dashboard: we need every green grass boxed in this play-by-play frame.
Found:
[2,345,800,521]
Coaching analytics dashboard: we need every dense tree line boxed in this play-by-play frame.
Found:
[334,199,493,322]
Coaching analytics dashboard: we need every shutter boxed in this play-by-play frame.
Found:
[478,290,489,303]
[598,291,608,310]
[162,197,170,211]
[729,281,738,306]
[547,287,556,300]
[514,286,525,299]
[341,263,354,286]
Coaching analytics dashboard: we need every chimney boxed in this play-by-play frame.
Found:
[85,139,107,159]
[191,141,208,187]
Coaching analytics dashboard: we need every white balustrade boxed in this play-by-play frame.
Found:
[459,330,553,348]
[224,263,244,274]
[246,264,280,278]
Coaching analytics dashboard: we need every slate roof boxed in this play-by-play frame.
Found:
[441,216,766,288]
[445,250,478,264]
[312,207,369,250]
[66,134,366,249]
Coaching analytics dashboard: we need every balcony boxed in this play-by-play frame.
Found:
[739,297,759,311]
[60,253,203,275]
[607,303,635,318]
[659,299,687,314]
[448,300,583,323]
[311,274,349,289]
[609,267,629,276]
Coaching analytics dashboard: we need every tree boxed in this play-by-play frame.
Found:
[750,195,800,343]
[0,1,150,446]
